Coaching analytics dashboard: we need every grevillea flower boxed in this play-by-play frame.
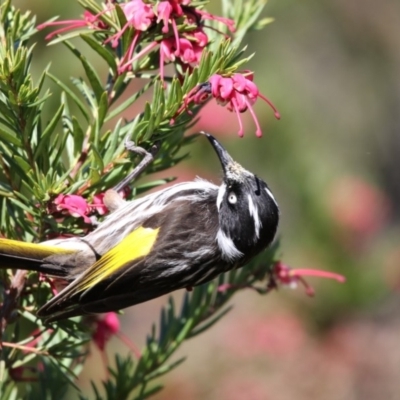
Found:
[177,72,280,137]
[92,312,120,351]
[108,0,155,48]
[157,1,180,34]
[54,194,91,224]
[39,1,235,81]
[37,11,106,40]
[271,261,346,297]
[158,28,207,79]
[210,73,280,137]
[124,0,155,31]
[118,0,234,75]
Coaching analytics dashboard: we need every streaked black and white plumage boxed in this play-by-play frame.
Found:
[0,133,279,321]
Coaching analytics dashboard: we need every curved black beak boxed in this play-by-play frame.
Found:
[202,132,234,175]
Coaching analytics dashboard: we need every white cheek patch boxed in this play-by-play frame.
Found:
[216,183,226,210]
[265,187,277,207]
[247,194,261,239]
[216,229,243,262]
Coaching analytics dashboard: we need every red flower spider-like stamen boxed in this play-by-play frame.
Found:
[194,9,236,33]
[37,10,106,40]
[272,261,346,297]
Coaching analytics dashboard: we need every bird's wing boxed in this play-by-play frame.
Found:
[37,225,159,319]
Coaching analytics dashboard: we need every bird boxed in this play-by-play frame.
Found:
[0,133,279,322]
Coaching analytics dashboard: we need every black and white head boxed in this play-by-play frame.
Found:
[205,133,279,264]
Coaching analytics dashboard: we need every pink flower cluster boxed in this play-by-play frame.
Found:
[114,0,235,76]
[38,0,235,79]
[38,1,280,137]
[53,190,126,223]
[92,312,120,351]
[54,194,92,224]
[180,72,280,137]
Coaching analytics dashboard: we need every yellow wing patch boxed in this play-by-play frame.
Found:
[78,226,159,292]
[0,238,75,259]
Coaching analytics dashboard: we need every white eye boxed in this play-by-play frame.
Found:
[228,192,237,204]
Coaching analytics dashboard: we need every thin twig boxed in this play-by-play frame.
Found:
[113,140,160,192]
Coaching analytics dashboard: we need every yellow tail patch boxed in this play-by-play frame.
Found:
[0,238,74,259]
[78,226,159,292]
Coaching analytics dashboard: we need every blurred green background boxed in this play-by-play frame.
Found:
[15,0,400,398]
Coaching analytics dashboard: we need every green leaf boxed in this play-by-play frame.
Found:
[188,306,233,337]
[90,143,104,171]
[80,34,117,72]
[34,103,64,159]
[13,155,31,172]
[61,41,104,103]
[47,72,90,122]
[105,79,154,122]
[0,127,21,146]
[97,91,108,128]
[72,116,85,156]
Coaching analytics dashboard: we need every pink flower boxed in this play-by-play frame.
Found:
[108,0,155,47]
[210,73,280,137]
[107,0,157,73]
[123,0,155,31]
[118,1,231,77]
[271,261,346,297]
[92,312,120,351]
[54,194,91,224]
[178,72,280,137]
[328,177,390,238]
[37,11,106,40]
[157,1,175,33]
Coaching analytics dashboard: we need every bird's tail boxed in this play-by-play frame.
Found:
[0,238,75,277]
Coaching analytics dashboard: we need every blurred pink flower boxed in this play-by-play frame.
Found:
[92,312,120,351]
[328,177,390,239]
[54,194,91,224]
[217,375,269,400]
[220,312,306,359]
[9,366,41,382]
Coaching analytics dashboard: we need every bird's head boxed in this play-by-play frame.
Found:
[204,133,279,263]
